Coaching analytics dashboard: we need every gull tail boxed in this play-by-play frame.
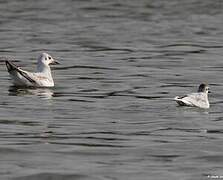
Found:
[174,96,181,101]
[174,96,188,106]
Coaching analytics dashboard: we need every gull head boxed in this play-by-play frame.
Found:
[198,83,210,94]
[38,52,59,66]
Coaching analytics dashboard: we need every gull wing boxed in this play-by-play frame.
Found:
[174,93,207,107]
[174,94,194,106]
[5,60,38,85]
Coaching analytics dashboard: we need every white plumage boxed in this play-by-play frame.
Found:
[5,53,59,87]
[174,83,210,109]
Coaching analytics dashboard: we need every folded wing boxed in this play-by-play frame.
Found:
[174,93,207,108]
[5,60,38,86]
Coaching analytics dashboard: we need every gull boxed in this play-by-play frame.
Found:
[5,52,59,87]
[174,83,210,109]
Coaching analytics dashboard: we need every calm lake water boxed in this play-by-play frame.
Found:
[0,0,223,179]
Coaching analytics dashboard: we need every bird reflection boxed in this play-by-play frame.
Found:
[8,86,54,99]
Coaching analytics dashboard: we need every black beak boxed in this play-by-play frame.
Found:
[51,60,60,65]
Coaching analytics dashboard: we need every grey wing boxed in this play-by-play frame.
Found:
[181,93,204,105]
[175,93,199,106]
[6,60,38,85]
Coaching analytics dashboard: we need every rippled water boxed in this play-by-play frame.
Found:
[1,0,223,179]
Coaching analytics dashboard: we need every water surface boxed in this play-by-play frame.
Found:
[0,0,223,179]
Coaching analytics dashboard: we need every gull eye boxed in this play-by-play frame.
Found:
[49,56,51,60]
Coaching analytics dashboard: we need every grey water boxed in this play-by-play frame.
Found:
[0,0,223,179]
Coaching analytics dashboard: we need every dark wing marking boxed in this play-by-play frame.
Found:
[176,95,188,99]
[5,60,18,72]
[18,71,38,84]
[5,60,38,85]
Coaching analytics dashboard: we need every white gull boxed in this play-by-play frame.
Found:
[174,83,210,109]
[5,52,59,87]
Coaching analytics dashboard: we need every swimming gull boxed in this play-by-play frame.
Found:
[174,83,210,109]
[5,52,59,87]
